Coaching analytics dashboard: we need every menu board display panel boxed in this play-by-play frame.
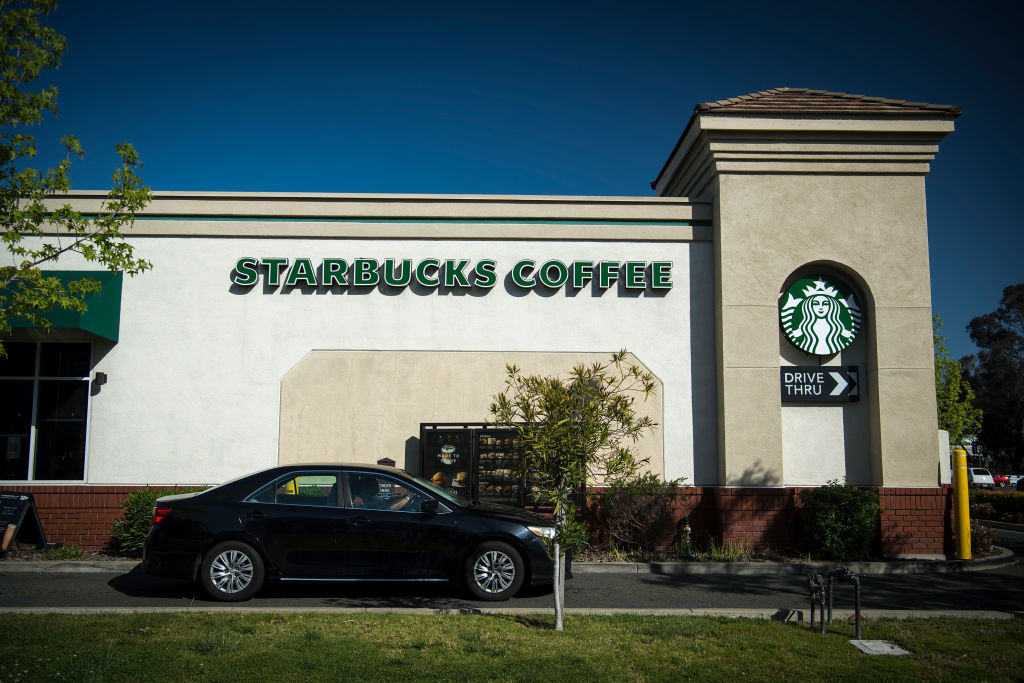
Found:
[420,424,524,506]
[475,429,520,505]
[421,429,473,498]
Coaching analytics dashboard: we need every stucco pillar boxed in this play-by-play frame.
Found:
[653,89,959,487]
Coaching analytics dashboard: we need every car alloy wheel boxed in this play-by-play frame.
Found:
[211,549,254,593]
[200,541,265,602]
[465,541,524,601]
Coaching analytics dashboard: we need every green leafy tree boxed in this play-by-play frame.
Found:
[489,350,657,630]
[1,0,151,354]
[962,283,1024,472]
[934,315,982,447]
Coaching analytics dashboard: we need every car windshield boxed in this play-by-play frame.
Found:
[410,474,471,507]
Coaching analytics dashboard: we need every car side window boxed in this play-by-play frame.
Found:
[346,473,428,512]
[245,473,339,507]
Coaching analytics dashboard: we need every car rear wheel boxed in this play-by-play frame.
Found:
[464,541,524,601]
[200,541,265,602]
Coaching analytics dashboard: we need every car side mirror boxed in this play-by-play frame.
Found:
[421,498,440,514]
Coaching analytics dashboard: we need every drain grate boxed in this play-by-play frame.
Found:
[849,640,911,656]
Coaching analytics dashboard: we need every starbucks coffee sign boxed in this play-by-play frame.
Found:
[231,257,673,293]
[780,276,861,355]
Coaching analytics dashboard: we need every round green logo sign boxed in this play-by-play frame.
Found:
[780,276,861,355]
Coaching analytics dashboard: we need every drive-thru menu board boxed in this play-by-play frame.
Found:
[420,424,526,506]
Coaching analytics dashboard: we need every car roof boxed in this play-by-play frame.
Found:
[267,463,406,474]
[197,463,415,502]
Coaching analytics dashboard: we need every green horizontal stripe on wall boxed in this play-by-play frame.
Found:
[118,216,711,227]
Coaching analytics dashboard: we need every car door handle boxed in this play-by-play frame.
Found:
[244,511,265,520]
[348,516,371,528]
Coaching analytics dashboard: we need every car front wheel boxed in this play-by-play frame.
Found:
[464,541,525,601]
[200,541,265,602]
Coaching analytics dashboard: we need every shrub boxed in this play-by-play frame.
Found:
[969,501,997,520]
[111,486,207,556]
[704,536,751,562]
[13,543,85,560]
[595,472,688,558]
[970,518,998,557]
[969,489,1024,524]
[799,480,880,561]
[43,543,85,560]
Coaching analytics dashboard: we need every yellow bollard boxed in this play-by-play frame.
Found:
[952,447,971,560]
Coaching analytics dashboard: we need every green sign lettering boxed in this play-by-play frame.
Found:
[322,258,348,286]
[353,258,380,286]
[444,259,471,288]
[512,260,536,288]
[474,260,497,288]
[384,259,412,287]
[416,259,440,287]
[233,257,259,286]
[285,258,317,287]
[230,257,672,296]
[262,258,289,287]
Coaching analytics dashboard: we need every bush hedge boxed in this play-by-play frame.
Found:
[595,472,688,558]
[110,486,207,556]
[970,518,999,557]
[969,489,1024,525]
[799,480,880,561]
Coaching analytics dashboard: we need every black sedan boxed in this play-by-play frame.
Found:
[143,464,556,602]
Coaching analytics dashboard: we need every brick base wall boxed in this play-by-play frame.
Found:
[878,485,954,557]
[7,483,955,557]
[6,486,146,551]
[585,484,954,559]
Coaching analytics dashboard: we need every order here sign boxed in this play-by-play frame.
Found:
[780,366,860,403]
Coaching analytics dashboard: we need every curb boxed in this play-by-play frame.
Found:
[571,545,1016,576]
[0,560,140,574]
[0,546,1014,576]
[0,606,1017,620]
[980,519,1024,533]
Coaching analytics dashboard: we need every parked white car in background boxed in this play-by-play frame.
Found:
[967,468,995,488]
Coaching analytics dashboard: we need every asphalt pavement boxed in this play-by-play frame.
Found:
[1,527,1021,620]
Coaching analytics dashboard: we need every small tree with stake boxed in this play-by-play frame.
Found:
[488,350,657,631]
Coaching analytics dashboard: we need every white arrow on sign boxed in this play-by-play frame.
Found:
[829,371,849,396]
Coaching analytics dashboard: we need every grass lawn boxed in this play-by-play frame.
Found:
[0,613,1020,681]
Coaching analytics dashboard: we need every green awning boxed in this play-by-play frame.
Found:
[9,271,123,342]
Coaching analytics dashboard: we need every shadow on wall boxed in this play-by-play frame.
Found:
[685,486,802,552]
[690,242,718,485]
[404,437,420,475]
[728,459,781,486]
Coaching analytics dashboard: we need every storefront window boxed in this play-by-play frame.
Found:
[0,342,91,481]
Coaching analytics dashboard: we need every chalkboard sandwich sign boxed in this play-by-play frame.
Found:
[1,491,48,558]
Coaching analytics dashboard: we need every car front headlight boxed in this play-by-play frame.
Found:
[527,525,556,540]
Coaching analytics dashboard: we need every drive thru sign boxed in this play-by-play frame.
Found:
[780,366,859,403]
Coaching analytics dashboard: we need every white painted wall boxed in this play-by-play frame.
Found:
[78,234,717,485]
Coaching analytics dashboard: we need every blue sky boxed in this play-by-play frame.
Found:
[29,0,1023,360]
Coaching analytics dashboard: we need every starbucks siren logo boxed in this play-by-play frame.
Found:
[780,276,861,355]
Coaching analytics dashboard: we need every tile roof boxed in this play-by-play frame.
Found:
[696,88,961,117]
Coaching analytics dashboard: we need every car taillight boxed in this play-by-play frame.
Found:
[153,506,173,525]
